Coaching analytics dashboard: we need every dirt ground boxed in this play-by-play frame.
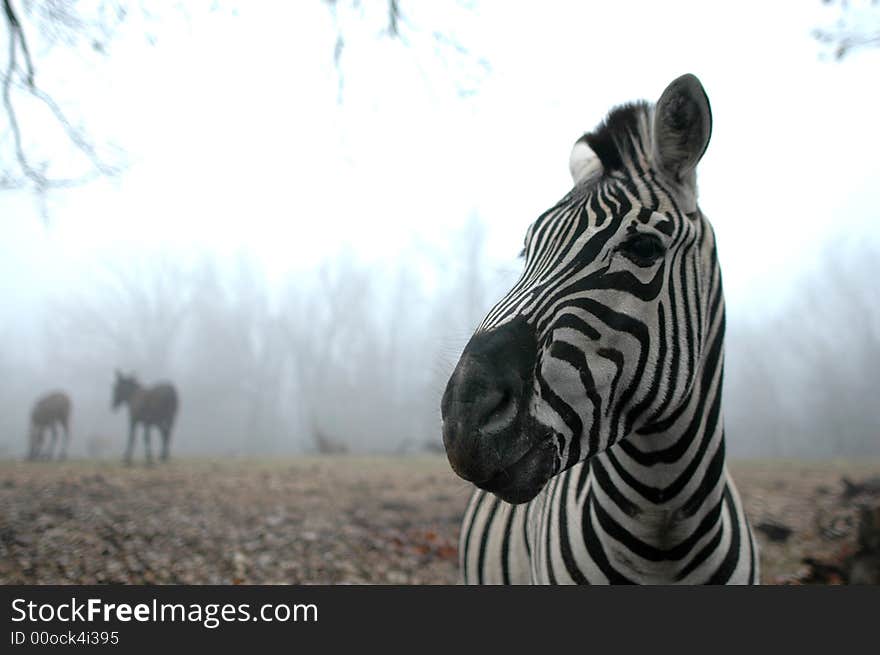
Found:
[1,456,878,585]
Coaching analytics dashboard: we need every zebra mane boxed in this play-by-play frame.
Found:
[580,101,652,174]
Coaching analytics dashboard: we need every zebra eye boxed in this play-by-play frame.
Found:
[619,233,665,266]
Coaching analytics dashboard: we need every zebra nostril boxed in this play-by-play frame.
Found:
[479,388,518,435]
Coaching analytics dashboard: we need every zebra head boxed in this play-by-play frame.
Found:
[112,370,139,410]
[442,74,718,504]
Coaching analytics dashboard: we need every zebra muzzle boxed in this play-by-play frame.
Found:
[441,318,554,503]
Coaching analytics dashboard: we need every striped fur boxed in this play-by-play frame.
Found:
[444,76,758,584]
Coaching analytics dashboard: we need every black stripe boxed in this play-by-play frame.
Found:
[500,505,516,585]
[747,518,757,584]
[575,459,592,498]
[622,301,668,435]
[460,491,484,583]
[680,436,726,517]
[537,370,583,456]
[678,237,698,388]
[476,494,501,585]
[591,458,638,517]
[557,469,589,584]
[591,492,722,563]
[596,347,624,412]
[544,476,560,584]
[547,340,602,461]
[565,259,666,303]
[581,489,635,584]
[637,313,724,443]
[605,383,723,504]
[554,313,601,341]
[589,189,607,227]
[676,522,723,581]
[707,486,741,584]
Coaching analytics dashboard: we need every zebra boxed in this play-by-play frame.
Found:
[440,74,759,584]
[112,370,179,465]
[28,390,72,461]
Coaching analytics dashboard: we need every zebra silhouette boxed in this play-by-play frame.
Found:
[112,371,179,465]
[28,391,71,461]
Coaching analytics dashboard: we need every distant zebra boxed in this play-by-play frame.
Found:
[112,371,179,465]
[28,391,71,461]
[441,75,759,584]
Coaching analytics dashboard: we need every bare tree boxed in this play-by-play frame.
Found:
[326,0,489,102]
[45,251,197,375]
[179,253,291,453]
[2,216,523,458]
[3,1,488,219]
[724,237,880,457]
[1,0,126,204]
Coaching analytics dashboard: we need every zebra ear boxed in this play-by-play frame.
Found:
[569,136,603,185]
[652,74,712,186]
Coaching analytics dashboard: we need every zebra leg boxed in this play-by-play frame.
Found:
[160,426,170,462]
[28,429,41,461]
[143,425,154,465]
[61,423,70,460]
[124,422,136,465]
[46,426,59,461]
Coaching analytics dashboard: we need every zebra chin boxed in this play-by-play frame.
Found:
[472,438,560,504]
[442,409,561,504]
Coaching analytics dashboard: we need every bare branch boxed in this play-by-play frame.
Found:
[3,12,43,186]
[814,0,880,60]
[24,79,121,177]
[1,0,125,209]
[326,0,489,103]
[388,0,399,37]
[3,0,34,86]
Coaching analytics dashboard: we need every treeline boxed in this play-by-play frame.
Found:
[0,218,515,458]
[0,224,876,459]
[724,237,880,458]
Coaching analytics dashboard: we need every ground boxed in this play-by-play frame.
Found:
[1,456,878,584]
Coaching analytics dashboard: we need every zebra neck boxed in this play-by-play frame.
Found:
[590,359,728,552]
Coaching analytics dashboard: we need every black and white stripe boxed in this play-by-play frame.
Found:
[441,75,759,584]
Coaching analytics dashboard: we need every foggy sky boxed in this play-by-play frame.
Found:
[1,1,878,459]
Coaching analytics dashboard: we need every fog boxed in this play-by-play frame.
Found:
[1,1,878,459]
[0,217,517,457]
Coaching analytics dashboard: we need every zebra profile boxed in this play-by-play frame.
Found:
[112,371,179,465]
[441,74,759,584]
